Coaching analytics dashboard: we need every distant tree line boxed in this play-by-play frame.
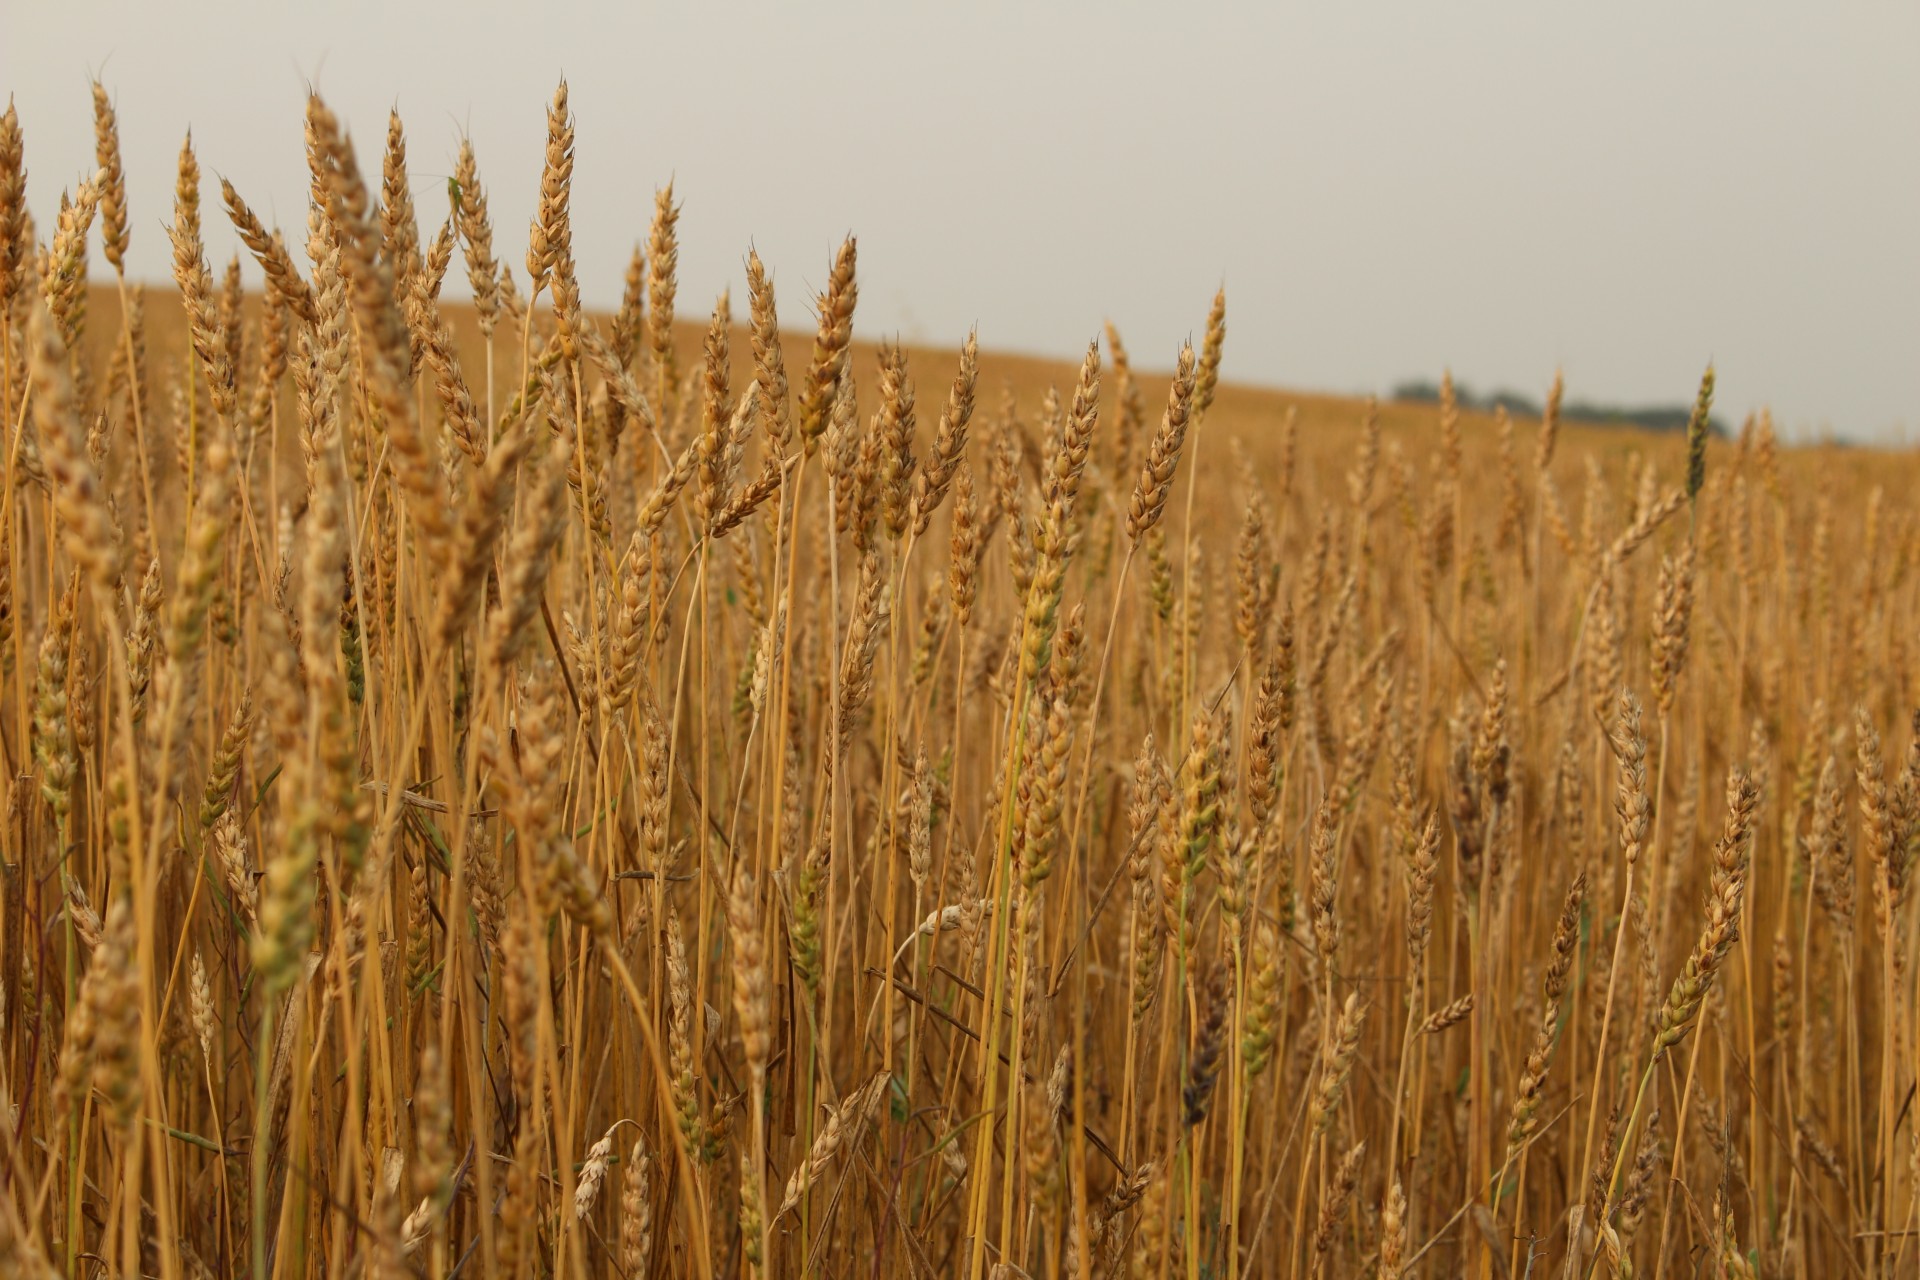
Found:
[1391,377,1729,437]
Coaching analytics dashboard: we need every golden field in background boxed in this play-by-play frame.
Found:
[108,282,1883,519]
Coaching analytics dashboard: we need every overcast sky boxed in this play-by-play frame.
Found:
[4,1,1915,441]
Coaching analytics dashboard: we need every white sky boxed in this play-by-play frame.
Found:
[4,1,1916,441]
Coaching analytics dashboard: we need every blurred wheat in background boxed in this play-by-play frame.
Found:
[0,78,1914,1279]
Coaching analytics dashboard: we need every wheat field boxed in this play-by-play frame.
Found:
[0,79,1915,1279]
